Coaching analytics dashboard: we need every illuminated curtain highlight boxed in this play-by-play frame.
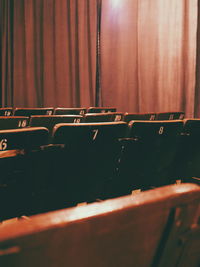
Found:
[101,0,197,116]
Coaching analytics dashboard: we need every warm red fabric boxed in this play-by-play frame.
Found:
[101,0,197,116]
[0,0,198,117]
[1,0,97,108]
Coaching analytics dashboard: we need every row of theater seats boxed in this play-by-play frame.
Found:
[0,118,200,221]
[0,107,185,119]
[0,112,185,132]
[0,112,185,134]
[0,107,116,116]
[0,110,185,139]
[0,109,199,266]
[0,183,199,267]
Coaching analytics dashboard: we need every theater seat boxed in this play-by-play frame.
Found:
[173,119,200,182]
[0,127,49,220]
[0,184,199,267]
[84,113,113,122]
[87,107,116,113]
[155,112,185,120]
[0,116,28,130]
[123,112,156,122]
[54,107,86,115]
[29,115,83,136]
[0,108,13,116]
[51,122,128,204]
[14,108,54,116]
[0,127,49,150]
[117,120,183,194]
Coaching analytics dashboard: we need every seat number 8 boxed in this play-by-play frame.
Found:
[158,126,164,135]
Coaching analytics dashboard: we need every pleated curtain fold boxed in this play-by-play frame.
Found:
[0,0,198,117]
[101,0,197,117]
[1,0,97,107]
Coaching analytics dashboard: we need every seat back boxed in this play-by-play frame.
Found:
[155,112,185,120]
[84,113,113,122]
[183,119,200,135]
[0,127,49,150]
[14,108,54,116]
[87,107,116,113]
[173,119,200,180]
[0,108,13,116]
[52,122,128,202]
[29,115,83,135]
[123,112,156,122]
[128,120,183,138]
[0,116,28,130]
[0,184,199,267]
[118,120,183,192]
[0,127,49,219]
[54,108,86,115]
[52,122,127,146]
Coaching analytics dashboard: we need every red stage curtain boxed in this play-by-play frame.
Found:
[195,0,200,117]
[0,0,199,115]
[101,0,197,116]
[1,0,97,107]
[0,0,14,106]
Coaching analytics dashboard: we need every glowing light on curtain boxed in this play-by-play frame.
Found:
[101,0,197,117]
[111,0,122,9]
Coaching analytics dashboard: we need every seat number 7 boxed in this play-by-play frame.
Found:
[92,129,99,140]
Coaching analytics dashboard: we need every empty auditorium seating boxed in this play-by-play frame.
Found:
[0,184,199,267]
[0,116,28,130]
[29,115,83,135]
[87,107,117,113]
[117,120,183,194]
[0,108,13,116]
[14,108,54,116]
[0,107,197,221]
[54,107,86,115]
[51,122,128,205]
[155,112,185,120]
[123,112,156,122]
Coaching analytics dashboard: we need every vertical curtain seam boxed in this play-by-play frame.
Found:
[194,0,200,117]
[74,0,80,106]
[86,0,94,105]
[66,0,73,106]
